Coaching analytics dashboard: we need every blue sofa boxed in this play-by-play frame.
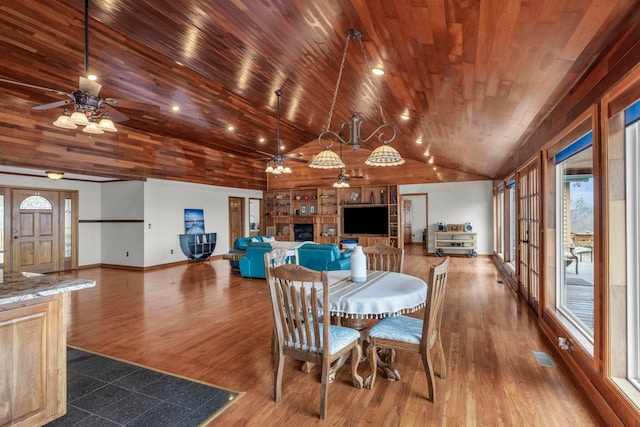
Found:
[297,243,352,272]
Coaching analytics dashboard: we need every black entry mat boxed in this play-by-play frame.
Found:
[45,348,242,426]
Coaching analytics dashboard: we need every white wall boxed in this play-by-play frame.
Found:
[143,179,261,267]
[101,181,146,267]
[400,181,493,255]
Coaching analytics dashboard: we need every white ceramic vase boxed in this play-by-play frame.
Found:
[351,245,367,283]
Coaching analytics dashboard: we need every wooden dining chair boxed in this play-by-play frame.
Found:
[266,263,363,419]
[362,244,404,273]
[365,257,450,402]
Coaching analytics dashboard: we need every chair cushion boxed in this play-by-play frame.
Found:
[368,315,423,345]
[286,323,359,355]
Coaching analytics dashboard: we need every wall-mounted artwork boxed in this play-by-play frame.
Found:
[184,209,205,234]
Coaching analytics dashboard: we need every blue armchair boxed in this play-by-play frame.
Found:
[238,243,274,278]
[227,236,273,274]
[297,243,352,271]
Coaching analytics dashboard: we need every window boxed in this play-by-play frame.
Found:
[0,193,3,266]
[508,181,516,265]
[625,99,640,390]
[555,132,595,345]
[495,187,504,255]
[19,195,52,210]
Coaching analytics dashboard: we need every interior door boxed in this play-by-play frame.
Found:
[12,189,59,273]
[228,197,245,247]
[517,159,541,312]
[402,200,412,244]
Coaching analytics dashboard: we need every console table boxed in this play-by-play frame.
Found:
[179,232,217,261]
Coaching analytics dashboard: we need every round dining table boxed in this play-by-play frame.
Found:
[325,270,427,329]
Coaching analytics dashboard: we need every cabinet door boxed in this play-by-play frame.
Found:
[0,294,65,426]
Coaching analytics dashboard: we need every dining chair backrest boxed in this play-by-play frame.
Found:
[362,244,404,272]
[264,246,298,269]
[422,256,450,355]
[268,264,328,360]
[264,247,299,354]
[265,263,363,418]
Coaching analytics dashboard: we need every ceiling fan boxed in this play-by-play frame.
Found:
[0,0,159,133]
[320,140,363,187]
[257,88,307,174]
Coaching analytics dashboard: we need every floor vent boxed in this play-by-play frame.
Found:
[532,350,556,368]
[497,280,504,284]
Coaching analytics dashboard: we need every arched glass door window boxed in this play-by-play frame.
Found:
[19,195,52,210]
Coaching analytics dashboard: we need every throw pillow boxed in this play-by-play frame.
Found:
[251,237,260,243]
[263,236,276,242]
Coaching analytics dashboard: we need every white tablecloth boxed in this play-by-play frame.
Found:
[326,270,427,319]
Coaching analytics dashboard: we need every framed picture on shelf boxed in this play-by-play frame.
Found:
[300,204,308,215]
[310,204,316,215]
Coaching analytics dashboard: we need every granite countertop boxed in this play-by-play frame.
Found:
[0,271,96,306]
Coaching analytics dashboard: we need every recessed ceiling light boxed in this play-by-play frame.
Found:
[171,105,180,112]
[87,74,97,81]
[371,67,384,76]
[416,138,423,145]
[259,137,265,143]
[401,113,410,120]
[228,126,234,131]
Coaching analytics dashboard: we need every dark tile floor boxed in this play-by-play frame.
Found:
[46,348,239,426]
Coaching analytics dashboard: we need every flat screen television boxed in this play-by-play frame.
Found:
[342,205,389,235]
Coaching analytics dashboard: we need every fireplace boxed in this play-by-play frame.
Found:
[293,223,314,242]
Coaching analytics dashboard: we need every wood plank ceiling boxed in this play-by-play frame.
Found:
[0,0,636,189]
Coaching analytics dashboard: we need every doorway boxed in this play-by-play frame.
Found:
[228,197,245,247]
[249,198,261,237]
[400,193,428,250]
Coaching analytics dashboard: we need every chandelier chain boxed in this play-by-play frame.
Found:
[357,35,387,124]
[325,32,352,132]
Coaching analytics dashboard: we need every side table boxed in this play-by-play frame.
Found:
[222,253,242,274]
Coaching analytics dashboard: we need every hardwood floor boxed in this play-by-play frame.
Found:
[63,245,605,426]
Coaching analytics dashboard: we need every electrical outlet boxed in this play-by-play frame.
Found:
[170,249,174,254]
[126,251,129,257]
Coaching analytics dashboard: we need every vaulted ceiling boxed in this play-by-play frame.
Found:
[0,0,637,189]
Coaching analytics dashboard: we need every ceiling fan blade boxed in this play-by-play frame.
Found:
[32,100,71,110]
[289,157,308,164]
[284,152,304,159]
[79,76,102,96]
[254,149,275,157]
[0,78,69,97]
[103,105,129,122]
[104,98,161,112]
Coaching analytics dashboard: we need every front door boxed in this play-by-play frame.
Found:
[12,189,59,273]
[228,197,245,247]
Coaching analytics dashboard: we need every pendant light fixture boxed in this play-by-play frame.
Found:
[309,29,404,169]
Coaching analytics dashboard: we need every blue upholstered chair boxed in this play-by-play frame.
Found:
[266,263,363,419]
[365,257,450,402]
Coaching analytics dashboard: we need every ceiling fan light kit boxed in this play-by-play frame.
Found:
[310,29,404,169]
[264,88,296,176]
